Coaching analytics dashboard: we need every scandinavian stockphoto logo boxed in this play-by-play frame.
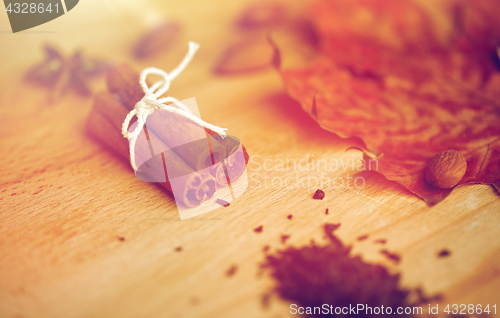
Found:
[129,98,248,220]
[4,0,79,33]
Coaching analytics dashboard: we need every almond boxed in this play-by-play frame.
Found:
[213,39,274,75]
[236,2,287,30]
[132,23,181,60]
[425,150,467,189]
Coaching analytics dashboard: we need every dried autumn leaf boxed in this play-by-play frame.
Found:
[273,0,500,205]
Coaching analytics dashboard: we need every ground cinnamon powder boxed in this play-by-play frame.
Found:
[262,223,433,317]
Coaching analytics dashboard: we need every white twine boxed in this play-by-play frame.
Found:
[121,42,227,171]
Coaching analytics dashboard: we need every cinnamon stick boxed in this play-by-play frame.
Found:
[107,64,228,173]
[106,64,145,110]
[87,90,216,207]
[209,135,249,186]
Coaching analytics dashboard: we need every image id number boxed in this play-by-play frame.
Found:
[6,2,60,14]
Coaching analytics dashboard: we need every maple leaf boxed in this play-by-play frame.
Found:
[273,0,500,205]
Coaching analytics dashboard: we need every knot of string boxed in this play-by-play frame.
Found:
[121,42,227,170]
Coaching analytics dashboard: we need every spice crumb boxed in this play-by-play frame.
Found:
[175,246,183,252]
[226,264,238,277]
[357,234,369,241]
[438,249,451,258]
[254,225,263,233]
[263,245,270,252]
[287,214,293,220]
[281,235,290,244]
[312,189,325,200]
[190,296,200,306]
[374,239,387,244]
[216,198,230,207]
[325,208,329,215]
[118,237,125,242]
[380,249,401,264]
[261,293,271,309]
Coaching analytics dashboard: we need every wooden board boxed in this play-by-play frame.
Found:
[1,0,500,317]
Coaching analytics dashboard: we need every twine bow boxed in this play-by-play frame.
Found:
[122,42,227,170]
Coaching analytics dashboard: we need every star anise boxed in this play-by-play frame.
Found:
[25,43,110,103]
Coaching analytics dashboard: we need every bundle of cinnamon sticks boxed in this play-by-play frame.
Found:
[87,64,248,208]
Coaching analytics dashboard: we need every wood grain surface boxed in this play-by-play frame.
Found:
[1,0,500,317]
